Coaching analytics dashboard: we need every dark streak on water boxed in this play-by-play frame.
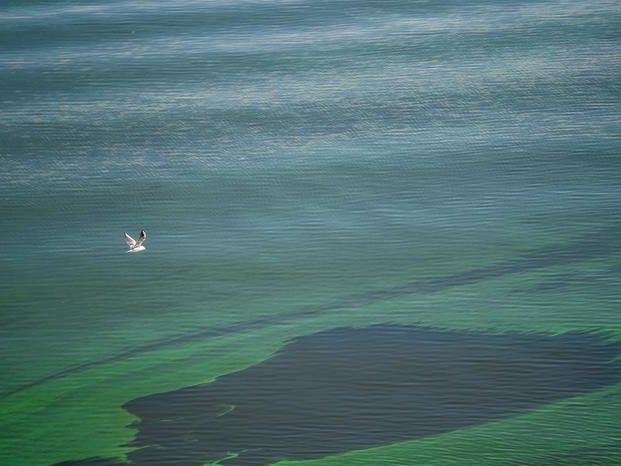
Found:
[60,325,621,466]
[6,225,620,402]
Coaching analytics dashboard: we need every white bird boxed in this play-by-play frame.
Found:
[124,229,147,253]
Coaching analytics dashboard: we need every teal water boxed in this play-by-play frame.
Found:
[1,1,621,465]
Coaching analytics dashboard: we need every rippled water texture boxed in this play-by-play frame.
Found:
[1,0,620,465]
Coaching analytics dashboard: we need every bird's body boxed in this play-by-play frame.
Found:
[127,244,146,253]
[124,229,147,253]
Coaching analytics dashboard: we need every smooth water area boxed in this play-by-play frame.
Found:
[69,326,621,466]
[1,0,620,465]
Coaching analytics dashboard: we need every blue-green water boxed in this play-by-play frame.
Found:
[1,1,620,465]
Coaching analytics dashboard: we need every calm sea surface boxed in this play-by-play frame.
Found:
[1,1,620,465]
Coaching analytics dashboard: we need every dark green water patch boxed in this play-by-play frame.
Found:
[60,326,621,466]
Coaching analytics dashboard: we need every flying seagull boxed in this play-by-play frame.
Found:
[124,229,147,253]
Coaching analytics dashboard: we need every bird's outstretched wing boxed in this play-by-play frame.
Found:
[135,229,147,247]
[124,233,136,248]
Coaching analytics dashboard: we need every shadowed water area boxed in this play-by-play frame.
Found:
[60,326,621,466]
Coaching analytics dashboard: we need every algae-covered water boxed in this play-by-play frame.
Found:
[1,0,620,465]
